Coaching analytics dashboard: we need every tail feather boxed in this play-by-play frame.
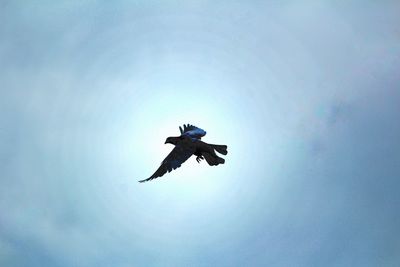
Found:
[211,144,228,155]
[203,152,225,166]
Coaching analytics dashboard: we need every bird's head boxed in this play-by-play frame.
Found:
[165,136,180,145]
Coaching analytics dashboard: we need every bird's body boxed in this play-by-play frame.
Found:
[139,124,227,183]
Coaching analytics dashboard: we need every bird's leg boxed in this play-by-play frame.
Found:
[196,155,204,163]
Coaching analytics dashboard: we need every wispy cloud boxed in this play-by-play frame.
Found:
[1,1,399,266]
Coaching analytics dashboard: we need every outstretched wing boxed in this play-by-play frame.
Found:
[179,124,206,140]
[139,144,195,183]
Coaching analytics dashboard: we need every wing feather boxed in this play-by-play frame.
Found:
[180,124,206,140]
[139,144,194,183]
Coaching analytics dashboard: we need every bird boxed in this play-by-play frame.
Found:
[139,124,228,183]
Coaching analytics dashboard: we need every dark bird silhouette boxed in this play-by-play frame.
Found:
[139,124,228,183]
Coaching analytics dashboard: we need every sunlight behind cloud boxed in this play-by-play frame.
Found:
[1,1,400,267]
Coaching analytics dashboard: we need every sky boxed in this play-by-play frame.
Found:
[1,1,400,266]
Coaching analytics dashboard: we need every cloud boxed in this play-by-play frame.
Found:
[1,1,399,266]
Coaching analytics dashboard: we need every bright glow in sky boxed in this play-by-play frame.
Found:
[1,1,400,266]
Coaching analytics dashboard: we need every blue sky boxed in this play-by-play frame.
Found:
[1,1,400,266]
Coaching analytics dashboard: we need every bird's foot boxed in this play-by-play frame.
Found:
[196,155,204,163]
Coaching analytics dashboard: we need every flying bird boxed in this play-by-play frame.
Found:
[139,124,228,183]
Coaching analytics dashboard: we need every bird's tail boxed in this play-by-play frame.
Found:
[203,152,225,166]
[210,144,228,155]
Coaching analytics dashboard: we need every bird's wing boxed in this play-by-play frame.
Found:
[179,124,206,140]
[139,144,195,183]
